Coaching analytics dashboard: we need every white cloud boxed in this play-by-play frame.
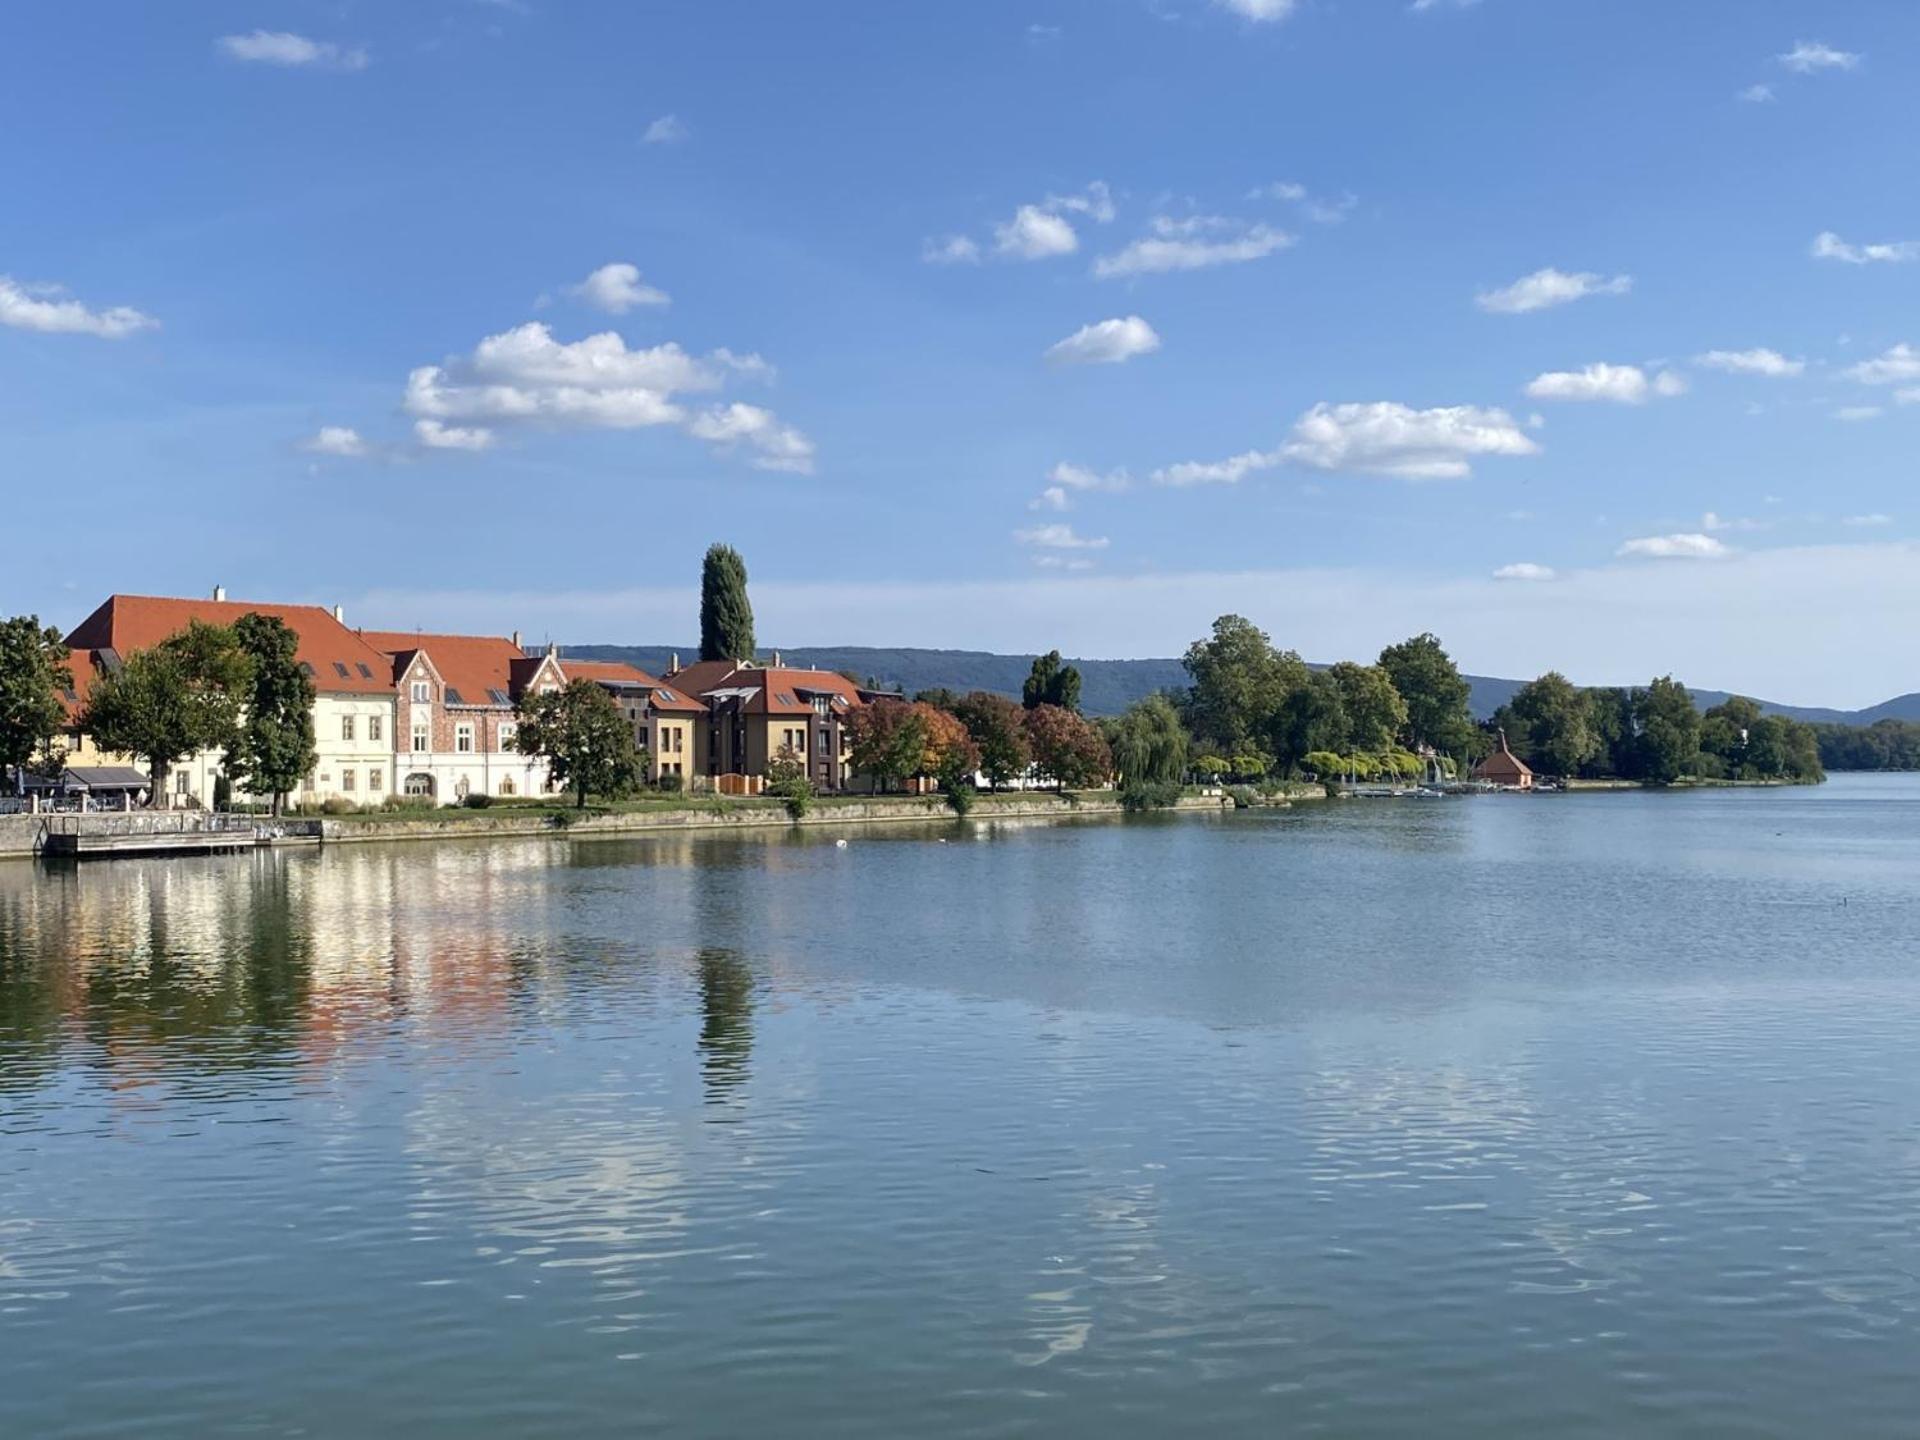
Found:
[1834,405,1883,423]
[1044,315,1161,366]
[1493,563,1555,582]
[1739,83,1776,103]
[569,262,669,313]
[995,205,1080,260]
[1093,216,1293,279]
[1250,181,1356,224]
[0,276,158,339]
[1031,555,1096,572]
[1844,344,1920,385]
[1525,362,1684,404]
[1031,486,1069,512]
[922,235,981,265]
[642,114,688,145]
[1779,41,1860,74]
[1152,448,1281,487]
[1843,513,1893,527]
[1617,533,1730,560]
[1015,523,1109,550]
[1694,347,1803,377]
[1049,461,1130,493]
[1215,0,1297,19]
[302,426,369,458]
[1475,267,1632,315]
[1898,388,1920,407]
[216,30,367,70]
[684,403,816,473]
[414,419,494,451]
[1045,181,1116,224]
[1811,231,1919,265]
[1701,511,1766,534]
[1281,402,1540,478]
[403,322,812,470]
[1155,401,1539,486]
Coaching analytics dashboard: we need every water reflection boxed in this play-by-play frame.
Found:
[696,949,755,1108]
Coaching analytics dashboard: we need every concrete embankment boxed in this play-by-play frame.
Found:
[0,792,1272,861]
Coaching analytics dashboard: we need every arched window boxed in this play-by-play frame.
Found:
[500,776,517,796]
[404,773,435,798]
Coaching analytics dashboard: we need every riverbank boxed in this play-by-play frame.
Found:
[0,790,1258,860]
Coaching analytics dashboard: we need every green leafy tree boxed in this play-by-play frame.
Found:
[1181,614,1307,762]
[512,678,642,808]
[1584,686,1637,778]
[1325,661,1408,755]
[953,691,1031,790]
[0,616,71,792]
[1700,696,1764,775]
[766,743,814,818]
[1632,675,1700,785]
[81,620,250,805]
[1501,671,1599,777]
[1024,704,1111,790]
[698,543,756,663]
[846,697,931,793]
[1021,650,1082,712]
[225,613,317,813]
[1107,693,1191,791]
[1271,669,1346,775]
[1378,633,1474,758]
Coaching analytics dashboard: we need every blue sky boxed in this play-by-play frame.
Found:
[5,2,1920,704]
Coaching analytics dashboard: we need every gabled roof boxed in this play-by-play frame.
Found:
[560,659,706,713]
[66,595,395,695]
[683,663,866,716]
[360,630,529,709]
[56,648,100,723]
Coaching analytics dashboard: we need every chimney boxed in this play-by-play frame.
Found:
[511,630,522,651]
[546,642,557,658]
[332,604,344,624]
[772,651,781,667]
[212,585,226,602]
[668,652,679,674]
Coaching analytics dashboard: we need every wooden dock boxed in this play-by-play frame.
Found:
[39,815,318,859]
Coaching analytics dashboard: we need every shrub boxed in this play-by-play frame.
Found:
[937,750,976,816]
[1226,784,1260,809]
[655,772,685,794]
[1121,779,1184,811]
[778,777,814,820]
[320,796,357,815]
[463,793,495,809]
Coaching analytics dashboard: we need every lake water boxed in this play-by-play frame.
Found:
[5,775,1920,1437]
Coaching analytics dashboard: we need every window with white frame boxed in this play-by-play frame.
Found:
[342,769,356,792]
[369,715,384,743]
[499,722,516,748]
[412,726,429,753]
[455,723,474,754]
[369,769,384,791]
[341,715,356,742]
[411,681,430,704]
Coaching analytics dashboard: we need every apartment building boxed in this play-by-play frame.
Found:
[359,631,564,802]
[664,658,869,791]
[556,659,707,785]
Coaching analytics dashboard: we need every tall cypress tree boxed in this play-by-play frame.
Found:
[699,543,756,663]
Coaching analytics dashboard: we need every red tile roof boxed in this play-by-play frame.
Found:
[56,648,101,723]
[359,631,531,709]
[561,659,706,713]
[686,663,866,716]
[66,595,396,695]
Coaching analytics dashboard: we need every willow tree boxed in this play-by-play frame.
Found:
[699,543,756,664]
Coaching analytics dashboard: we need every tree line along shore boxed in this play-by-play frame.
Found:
[0,544,1837,820]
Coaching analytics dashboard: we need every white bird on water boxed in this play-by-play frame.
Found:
[834,838,849,849]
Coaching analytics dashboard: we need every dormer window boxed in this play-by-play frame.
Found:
[411,681,430,704]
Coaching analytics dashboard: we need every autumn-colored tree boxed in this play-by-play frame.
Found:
[847,697,930,793]
[953,691,1030,790]
[1024,704,1111,790]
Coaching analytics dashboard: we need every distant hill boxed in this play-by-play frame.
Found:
[561,643,1913,726]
